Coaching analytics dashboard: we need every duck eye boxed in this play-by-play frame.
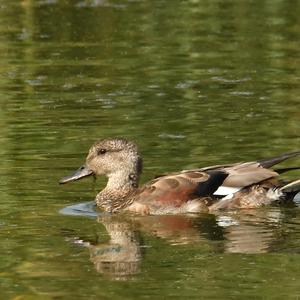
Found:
[97,149,107,155]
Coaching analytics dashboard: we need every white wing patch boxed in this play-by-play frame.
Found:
[213,186,242,196]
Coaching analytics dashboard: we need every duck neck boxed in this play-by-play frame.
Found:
[96,169,140,213]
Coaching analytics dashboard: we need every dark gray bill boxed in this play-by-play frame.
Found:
[59,165,93,184]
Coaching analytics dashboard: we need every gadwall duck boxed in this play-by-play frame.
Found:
[59,138,300,215]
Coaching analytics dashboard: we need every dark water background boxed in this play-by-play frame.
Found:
[0,0,300,299]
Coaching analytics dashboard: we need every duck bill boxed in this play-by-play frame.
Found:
[59,165,94,184]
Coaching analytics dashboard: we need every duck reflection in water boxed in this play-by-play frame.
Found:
[215,209,286,253]
[63,212,142,280]
[61,203,293,279]
[88,216,142,279]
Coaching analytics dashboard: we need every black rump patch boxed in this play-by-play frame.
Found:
[195,170,228,197]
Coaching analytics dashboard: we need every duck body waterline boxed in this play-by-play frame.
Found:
[59,138,300,215]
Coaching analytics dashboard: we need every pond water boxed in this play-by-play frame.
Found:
[0,0,300,299]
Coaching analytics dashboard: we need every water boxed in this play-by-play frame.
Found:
[0,0,300,299]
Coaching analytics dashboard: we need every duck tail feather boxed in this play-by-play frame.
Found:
[274,167,300,174]
[280,179,300,194]
[258,151,300,169]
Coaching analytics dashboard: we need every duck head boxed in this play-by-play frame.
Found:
[59,138,143,185]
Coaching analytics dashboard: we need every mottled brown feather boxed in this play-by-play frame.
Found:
[135,172,210,208]
[182,162,279,188]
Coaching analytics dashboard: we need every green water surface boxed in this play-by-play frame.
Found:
[0,0,300,299]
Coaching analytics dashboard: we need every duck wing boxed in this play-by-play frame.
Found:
[221,162,278,187]
[221,151,300,187]
[186,151,300,195]
[135,170,228,208]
